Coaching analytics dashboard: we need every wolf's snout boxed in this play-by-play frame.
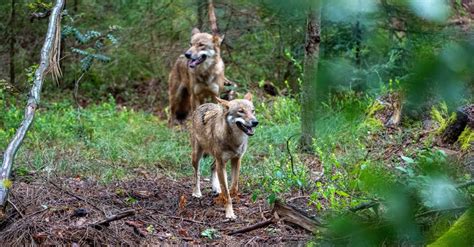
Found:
[184,51,192,59]
[251,120,259,127]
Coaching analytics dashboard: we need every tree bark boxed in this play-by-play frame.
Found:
[208,0,219,35]
[0,0,65,214]
[9,0,16,86]
[301,7,321,152]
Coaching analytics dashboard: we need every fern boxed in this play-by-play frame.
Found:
[64,25,119,72]
[458,128,473,151]
[431,102,456,134]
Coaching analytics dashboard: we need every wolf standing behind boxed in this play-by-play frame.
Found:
[168,28,225,126]
[191,93,258,219]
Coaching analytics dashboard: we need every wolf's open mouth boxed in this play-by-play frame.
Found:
[187,55,207,68]
[236,121,255,136]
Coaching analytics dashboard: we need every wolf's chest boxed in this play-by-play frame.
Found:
[221,140,247,160]
[193,74,220,95]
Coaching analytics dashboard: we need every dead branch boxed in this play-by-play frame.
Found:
[208,0,219,35]
[349,201,380,212]
[228,218,275,235]
[415,206,468,218]
[88,210,136,229]
[29,11,51,22]
[273,200,323,233]
[457,180,474,189]
[0,0,65,214]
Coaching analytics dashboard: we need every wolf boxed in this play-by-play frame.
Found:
[168,28,225,126]
[190,93,258,219]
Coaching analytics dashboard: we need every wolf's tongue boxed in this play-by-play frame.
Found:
[188,59,198,68]
[247,126,254,135]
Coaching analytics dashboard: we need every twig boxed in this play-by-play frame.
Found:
[167,214,209,225]
[287,195,310,202]
[416,206,468,218]
[48,180,106,216]
[286,133,301,176]
[73,72,86,108]
[153,210,209,225]
[88,209,136,229]
[349,201,379,212]
[29,10,51,22]
[7,198,24,218]
[228,218,275,235]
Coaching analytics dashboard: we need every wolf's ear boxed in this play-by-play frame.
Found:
[191,28,200,36]
[213,34,224,45]
[243,92,253,102]
[215,97,230,109]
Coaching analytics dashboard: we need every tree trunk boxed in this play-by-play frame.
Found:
[301,7,321,152]
[73,0,79,13]
[0,0,65,215]
[9,0,16,86]
[197,0,207,30]
[208,0,219,35]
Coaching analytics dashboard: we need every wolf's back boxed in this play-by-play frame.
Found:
[192,103,222,129]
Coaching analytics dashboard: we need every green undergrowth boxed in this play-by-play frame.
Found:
[1,97,190,183]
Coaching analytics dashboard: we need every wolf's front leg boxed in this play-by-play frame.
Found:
[216,158,235,219]
[230,157,241,198]
[210,160,221,194]
[191,144,203,198]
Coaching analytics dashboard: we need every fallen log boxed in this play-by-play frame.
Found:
[441,104,473,144]
[273,200,323,233]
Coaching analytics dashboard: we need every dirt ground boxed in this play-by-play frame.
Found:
[0,173,315,246]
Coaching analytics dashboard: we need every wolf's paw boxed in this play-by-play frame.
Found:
[230,188,239,197]
[225,206,237,219]
[192,189,202,198]
[225,212,237,219]
[211,177,221,194]
[214,193,228,205]
[212,186,222,195]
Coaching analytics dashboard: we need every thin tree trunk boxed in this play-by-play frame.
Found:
[208,0,219,35]
[301,7,321,152]
[73,0,79,13]
[9,0,16,86]
[0,0,65,214]
[197,0,206,30]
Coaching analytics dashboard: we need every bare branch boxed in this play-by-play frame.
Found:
[0,0,65,213]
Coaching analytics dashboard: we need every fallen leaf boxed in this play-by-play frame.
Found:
[179,195,187,209]
[125,220,148,237]
[178,228,189,237]
[32,232,48,244]
[134,190,152,199]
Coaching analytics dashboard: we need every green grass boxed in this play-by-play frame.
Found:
[0,95,302,185]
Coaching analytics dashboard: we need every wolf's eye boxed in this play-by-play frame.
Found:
[238,109,245,114]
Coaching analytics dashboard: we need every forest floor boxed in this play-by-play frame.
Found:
[0,173,316,246]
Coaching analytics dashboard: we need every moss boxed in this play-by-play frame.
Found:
[458,127,473,151]
[428,207,474,247]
